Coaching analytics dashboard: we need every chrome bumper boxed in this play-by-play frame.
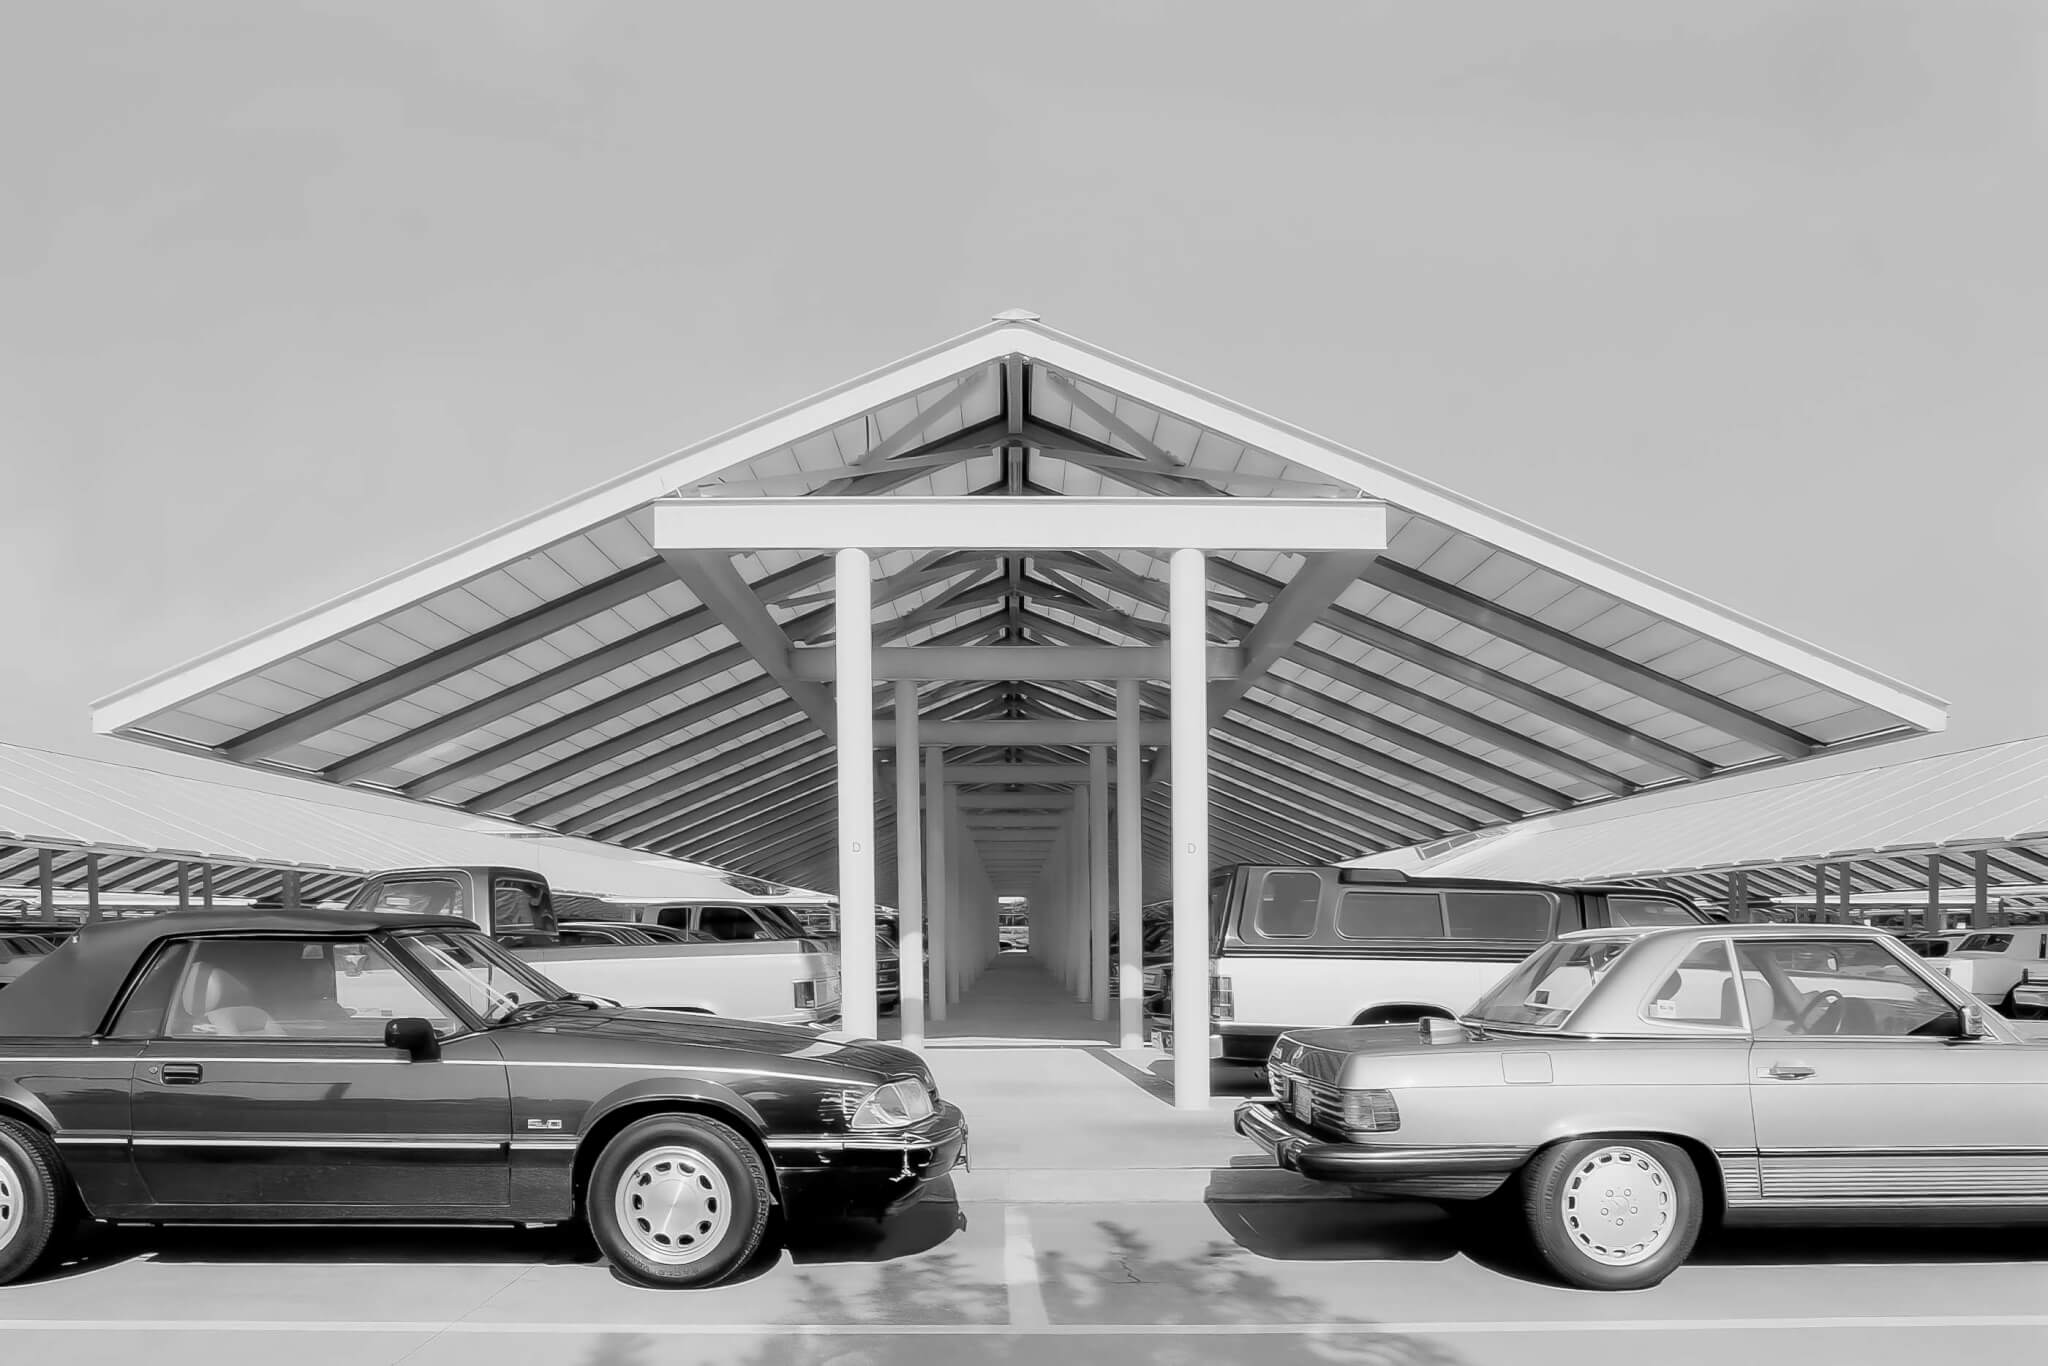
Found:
[1234,1102,1528,1185]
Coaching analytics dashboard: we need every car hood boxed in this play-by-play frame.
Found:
[520,1006,923,1077]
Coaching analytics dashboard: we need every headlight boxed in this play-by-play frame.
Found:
[850,1079,935,1129]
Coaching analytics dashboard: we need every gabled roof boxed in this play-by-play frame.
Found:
[91,314,1946,893]
[1348,736,2048,909]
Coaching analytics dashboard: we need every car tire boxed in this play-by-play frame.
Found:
[1520,1137,1702,1291]
[586,1113,772,1288]
[0,1117,69,1286]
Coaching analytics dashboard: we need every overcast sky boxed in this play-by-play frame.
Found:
[2,0,2044,821]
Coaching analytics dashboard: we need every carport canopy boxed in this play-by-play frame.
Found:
[92,311,1947,1105]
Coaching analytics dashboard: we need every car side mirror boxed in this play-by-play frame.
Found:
[384,1016,442,1061]
[1958,1004,1988,1040]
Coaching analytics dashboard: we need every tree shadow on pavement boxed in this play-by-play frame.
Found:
[630,1219,1470,1366]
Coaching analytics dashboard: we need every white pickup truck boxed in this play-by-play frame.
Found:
[342,866,841,1027]
[1935,926,2048,1013]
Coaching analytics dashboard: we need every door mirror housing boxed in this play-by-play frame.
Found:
[384,1016,442,1061]
[1958,1004,1988,1040]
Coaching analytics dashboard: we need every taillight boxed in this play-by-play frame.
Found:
[1210,973,1234,1021]
[794,980,819,1008]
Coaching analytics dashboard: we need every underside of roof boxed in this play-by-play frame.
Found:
[1351,737,2048,911]
[92,316,1947,896]
[0,743,821,909]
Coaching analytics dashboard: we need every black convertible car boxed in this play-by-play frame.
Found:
[0,909,966,1287]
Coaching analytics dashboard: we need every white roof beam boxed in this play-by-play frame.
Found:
[653,496,1388,554]
[321,557,835,786]
[512,701,810,824]
[1360,560,1816,760]
[1206,550,1381,721]
[790,644,1242,682]
[1207,558,1713,781]
[223,559,675,762]
[663,551,840,737]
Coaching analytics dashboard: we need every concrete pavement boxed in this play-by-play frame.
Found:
[5,1198,2048,1365]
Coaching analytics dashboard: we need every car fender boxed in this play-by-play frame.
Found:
[0,1077,61,1134]
[581,1074,769,1139]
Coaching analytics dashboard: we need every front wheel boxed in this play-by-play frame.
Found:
[1520,1138,1702,1290]
[586,1114,773,1288]
[0,1118,68,1286]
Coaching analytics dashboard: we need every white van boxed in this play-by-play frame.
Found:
[1150,864,1710,1063]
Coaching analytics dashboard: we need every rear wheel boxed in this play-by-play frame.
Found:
[586,1114,772,1288]
[0,1118,67,1286]
[1520,1138,1701,1290]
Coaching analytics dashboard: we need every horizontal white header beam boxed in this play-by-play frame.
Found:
[877,720,1167,746]
[793,644,1243,681]
[654,497,1389,553]
[944,763,1100,785]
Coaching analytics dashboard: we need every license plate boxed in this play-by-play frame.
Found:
[1290,1080,1314,1124]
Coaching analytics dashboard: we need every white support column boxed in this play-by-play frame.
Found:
[947,797,964,1004]
[1973,850,1991,931]
[1925,855,1943,936]
[834,548,878,1039]
[1116,679,1143,1049]
[1070,802,1089,1001]
[895,681,925,1051]
[1169,547,1212,1110]
[1090,745,1111,1024]
[925,748,948,1021]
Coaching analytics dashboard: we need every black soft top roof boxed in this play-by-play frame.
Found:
[0,909,466,1040]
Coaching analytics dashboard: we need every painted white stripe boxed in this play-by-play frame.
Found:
[1002,1206,1048,1328]
[3,1315,2048,1336]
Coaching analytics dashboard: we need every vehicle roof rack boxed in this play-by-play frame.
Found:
[1337,867,1410,884]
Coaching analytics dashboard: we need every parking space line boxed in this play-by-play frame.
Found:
[1003,1205,1048,1326]
[7,1315,2048,1336]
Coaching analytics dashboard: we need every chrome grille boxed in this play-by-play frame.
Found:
[1268,1063,1344,1133]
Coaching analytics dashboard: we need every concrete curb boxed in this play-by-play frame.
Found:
[945,1166,1381,1204]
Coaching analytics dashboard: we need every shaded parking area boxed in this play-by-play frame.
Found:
[8,1197,2048,1366]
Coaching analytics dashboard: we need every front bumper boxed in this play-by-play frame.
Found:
[773,1102,969,1220]
[1234,1101,1527,1190]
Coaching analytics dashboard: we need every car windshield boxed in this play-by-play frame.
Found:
[1959,933,2013,953]
[1465,937,1633,1030]
[394,929,570,1023]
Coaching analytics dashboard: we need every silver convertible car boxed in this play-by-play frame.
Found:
[1235,923,2048,1291]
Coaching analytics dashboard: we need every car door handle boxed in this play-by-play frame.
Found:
[1766,1063,1815,1080]
[160,1063,204,1085]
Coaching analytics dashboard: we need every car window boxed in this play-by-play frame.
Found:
[1253,872,1324,939]
[654,906,693,930]
[1335,890,1444,939]
[398,930,562,1022]
[492,876,555,943]
[1444,890,1554,941]
[1467,937,1632,1029]
[1958,933,2013,954]
[158,937,456,1040]
[698,906,766,941]
[1644,940,1742,1027]
[1734,939,1959,1038]
[1608,896,1700,928]
[107,941,194,1039]
[365,877,468,920]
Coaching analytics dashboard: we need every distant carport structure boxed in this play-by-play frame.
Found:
[1348,736,2048,931]
[93,311,1947,1107]
[0,742,816,918]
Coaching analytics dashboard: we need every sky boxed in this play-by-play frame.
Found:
[2,0,2045,828]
